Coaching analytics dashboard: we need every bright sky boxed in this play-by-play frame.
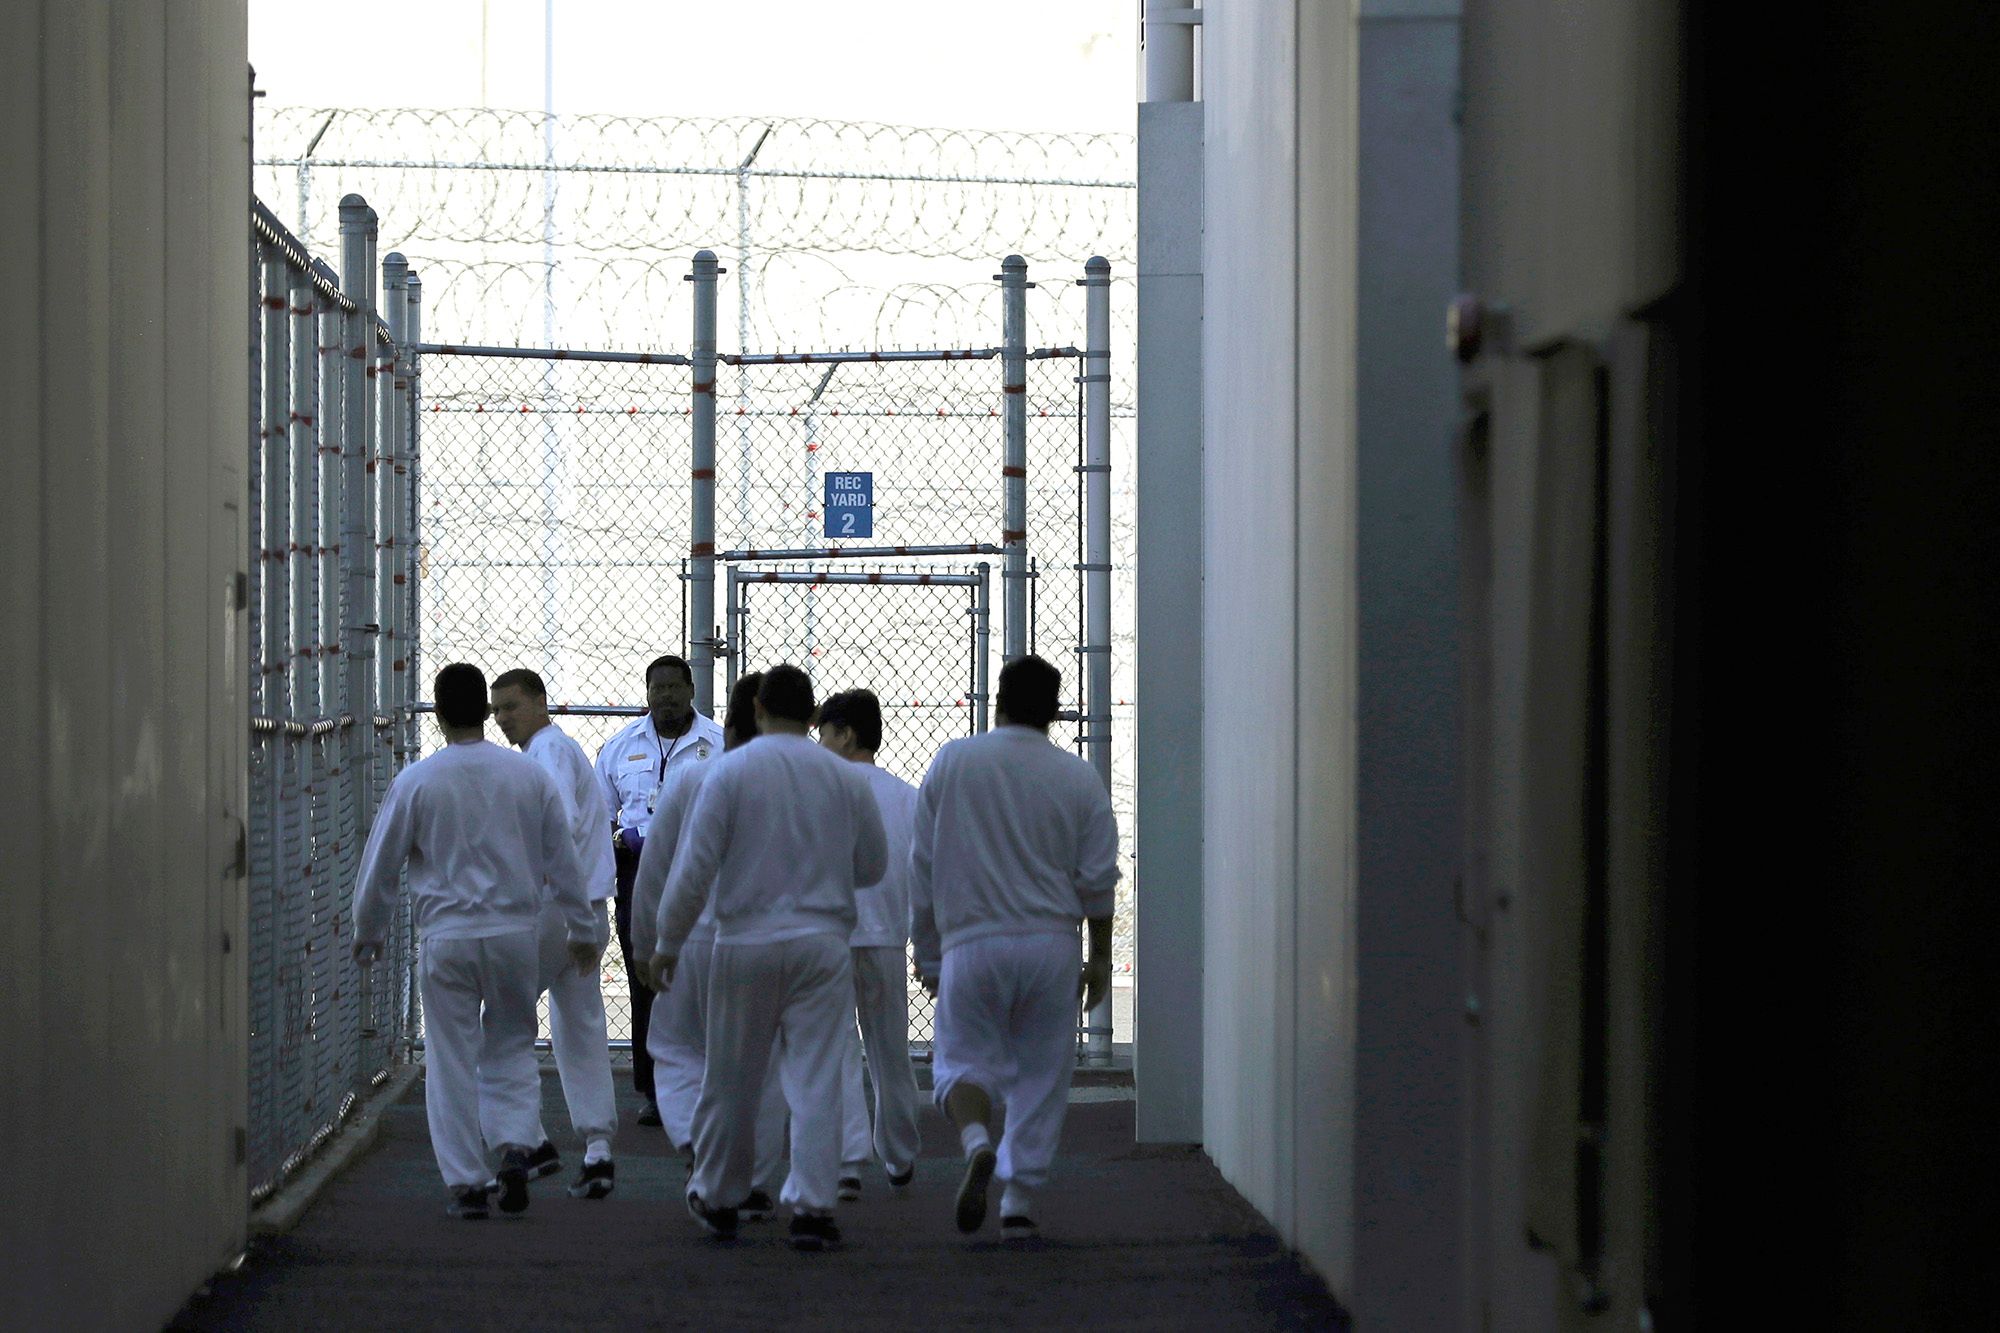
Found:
[251,0,1135,133]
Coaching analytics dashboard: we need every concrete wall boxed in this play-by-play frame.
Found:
[1351,5,1464,1327]
[1198,0,1360,1291]
[1134,97,1206,1145]
[0,2,252,1326]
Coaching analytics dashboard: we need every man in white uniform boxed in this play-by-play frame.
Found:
[816,688,923,1199]
[486,668,620,1199]
[911,654,1119,1241]
[352,663,600,1219]
[630,671,790,1220]
[595,653,724,1126]
[658,664,888,1251]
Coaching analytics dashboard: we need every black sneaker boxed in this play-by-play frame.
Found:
[523,1139,562,1180]
[636,1098,663,1127]
[1000,1215,1040,1242]
[789,1213,842,1251]
[837,1175,862,1202]
[887,1165,915,1189]
[568,1158,615,1199]
[686,1190,738,1239]
[740,1189,775,1222]
[446,1185,490,1220]
[954,1146,997,1234]
[496,1149,532,1215]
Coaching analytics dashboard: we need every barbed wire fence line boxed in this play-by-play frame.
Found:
[258,106,1138,1047]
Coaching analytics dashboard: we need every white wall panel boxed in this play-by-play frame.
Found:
[0,2,250,1325]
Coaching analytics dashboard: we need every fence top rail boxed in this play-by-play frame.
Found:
[254,154,1135,192]
[408,701,645,717]
[722,544,1000,562]
[252,198,393,343]
[732,569,984,587]
[412,343,1081,365]
[413,342,693,365]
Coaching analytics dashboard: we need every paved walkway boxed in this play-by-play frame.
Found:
[173,1072,1348,1330]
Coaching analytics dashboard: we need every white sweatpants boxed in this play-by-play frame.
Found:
[691,934,851,1214]
[931,931,1078,1195]
[649,941,788,1190]
[838,945,923,1177]
[419,929,542,1190]
[479,899,617,1150]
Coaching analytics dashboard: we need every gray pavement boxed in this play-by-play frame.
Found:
[173,1071,1349,1330]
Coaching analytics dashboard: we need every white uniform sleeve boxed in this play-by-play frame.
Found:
[538,772,594,942]
[908,753,943,976]
[1073,777,1121,920]
[630,774,694,962]
[851,770,889,890]
[658,764,731,957]
[592,734,622,833]
[352,775,415,949]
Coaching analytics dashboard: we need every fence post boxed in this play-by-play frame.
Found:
[999,255,1029,662]
[724,564,741,699]
[314,257,344,730]
[975,561,992,733]
[338,197,376,831]
[1081,255,1115,1065]
[380,253,406,753]
[688,249,720,716]
[403,267,422,762]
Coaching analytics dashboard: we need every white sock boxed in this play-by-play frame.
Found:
[959,1122,991,1157]
[584,1138,612,1165]
[1000,1183,1033,1219]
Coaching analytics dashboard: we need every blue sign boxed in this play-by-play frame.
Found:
[823,471,874,538]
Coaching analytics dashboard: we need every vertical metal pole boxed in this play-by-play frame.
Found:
[338,197,376,804]
[260,246,291,729]
[1081,256,1115,1065]
[404,269,423,763]
[315,259,344,724]
[687,250,721,716]
[734,126,769,551]
[290,265,317,726]
[974,562,992,733]
[725,566,741,698]
[539,6,562,686]
[378,254,404,726]
[999,255,1029,662]
[381,252,409,763]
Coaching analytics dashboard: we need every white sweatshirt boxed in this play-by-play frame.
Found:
[850,763,919,949]
[631,759,718,962]
[353,739,593,946]
[658,733,888,955]
[909,725,1120,974]
[525,722,618,903]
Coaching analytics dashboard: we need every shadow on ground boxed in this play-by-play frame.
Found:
[173,1072,1349,1330]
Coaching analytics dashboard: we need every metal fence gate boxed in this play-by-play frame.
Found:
[415,250,1117,1057]
[246,194,423,1204]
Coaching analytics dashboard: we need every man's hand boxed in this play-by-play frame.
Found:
[647,954,676,992]
[617,826,645,855]
[1079,955,1112,1013]
[568,938,603,976]
[914,963,940,1001]
[352,941,383,969]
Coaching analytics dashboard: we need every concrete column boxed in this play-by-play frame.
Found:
[1135,96,1205,1142]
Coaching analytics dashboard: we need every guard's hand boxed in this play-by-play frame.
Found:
[1079,956,1111,1013]
[352,941,383,969]
[568,938,603,976]
[617,826,645,855]
[648,954,676,992]
[918,971,940,1001]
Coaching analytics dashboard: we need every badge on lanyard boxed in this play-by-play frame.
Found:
[698,744,710,760]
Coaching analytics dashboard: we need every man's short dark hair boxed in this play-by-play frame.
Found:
[996,655,1061,729]
[434,663,492,728]
[645,654,693,687]
[490,667,546,699]
[756,663,815,724]
[724,671,764,747]
[817,688,883,753]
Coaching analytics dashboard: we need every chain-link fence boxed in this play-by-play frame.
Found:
[247,197,423,1203]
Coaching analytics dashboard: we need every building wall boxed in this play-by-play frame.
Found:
[0,2,252,1326]
[1198,0,1360,1291]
